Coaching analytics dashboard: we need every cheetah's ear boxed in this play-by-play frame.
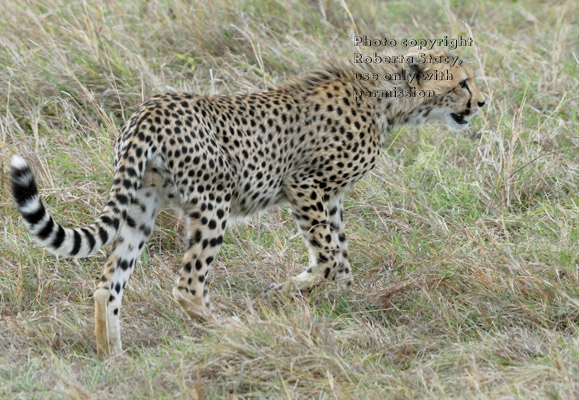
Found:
[404,48,432,88]
[405,58,423,88]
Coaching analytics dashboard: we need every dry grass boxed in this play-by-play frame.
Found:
[1,0,578,398]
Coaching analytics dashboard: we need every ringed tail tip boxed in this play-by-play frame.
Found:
[11,155,28,170]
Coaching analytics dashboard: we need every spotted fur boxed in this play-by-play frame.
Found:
[11,48,485,356]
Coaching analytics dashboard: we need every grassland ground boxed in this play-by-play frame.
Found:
[0,0,577,398]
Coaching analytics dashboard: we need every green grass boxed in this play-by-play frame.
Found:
[1,0,578,398]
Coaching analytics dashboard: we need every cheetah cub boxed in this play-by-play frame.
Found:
[11,48,485,356]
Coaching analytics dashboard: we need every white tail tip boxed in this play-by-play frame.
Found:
[11,155,28,169]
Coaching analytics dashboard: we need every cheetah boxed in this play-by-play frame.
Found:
[10,48,486,356]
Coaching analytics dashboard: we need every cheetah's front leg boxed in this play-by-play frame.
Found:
[285,185,342,291]
[327,194,353,288]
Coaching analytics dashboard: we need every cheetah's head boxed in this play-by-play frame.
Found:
[404,48,486,131]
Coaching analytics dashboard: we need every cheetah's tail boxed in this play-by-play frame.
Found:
[10,155,122,258]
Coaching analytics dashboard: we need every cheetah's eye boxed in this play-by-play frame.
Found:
[460,79,468,89]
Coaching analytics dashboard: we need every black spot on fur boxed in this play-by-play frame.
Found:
[81,227,96,252]
[22,207,45,226]
[70,230,82,256]
[37,218,54,240]
[118,259,129,270]
[11,167,37,206]
[98,227,108,244]
[52,225,66,248]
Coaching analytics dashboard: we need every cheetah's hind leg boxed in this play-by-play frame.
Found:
[171,198,230,323]
[94,185,161,357]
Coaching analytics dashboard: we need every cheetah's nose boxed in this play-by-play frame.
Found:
[477,101,485,107]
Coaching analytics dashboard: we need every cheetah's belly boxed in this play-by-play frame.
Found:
[229,175,287,218]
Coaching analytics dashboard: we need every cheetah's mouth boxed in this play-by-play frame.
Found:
[450,113,468,125]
